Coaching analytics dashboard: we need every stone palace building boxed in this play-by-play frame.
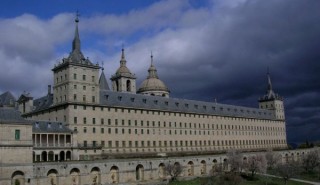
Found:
[0,16,290,185]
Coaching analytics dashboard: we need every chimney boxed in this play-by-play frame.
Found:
[48,85,51,95]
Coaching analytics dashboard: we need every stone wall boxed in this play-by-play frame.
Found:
[0,148,315,185]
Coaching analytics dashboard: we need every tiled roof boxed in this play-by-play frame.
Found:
[0,91,16,107]
[100,91,276,120]
[33,94,53,112]
[0,107,30,124]
[30,90,276,120]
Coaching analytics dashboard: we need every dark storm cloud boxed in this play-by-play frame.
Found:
[0,0,318,144]
[149,0,320,143]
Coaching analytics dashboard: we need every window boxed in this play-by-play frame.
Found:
[83,95,86,102]
[92,76,95,82]
[93,127,96,133]
[83,86,86,90]
[83,127,87,133]
[73,73,77,80]
[15,130,20,140]
[83,117,87,124]
[101,128,104,133]
[101,118,104,125]
[74,85,77,89]
[74,117,77,124]
[82,75,86,81]
[93,118,96,124]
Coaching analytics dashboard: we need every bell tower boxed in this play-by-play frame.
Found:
[258,71,285,120]
[110,48,136,93]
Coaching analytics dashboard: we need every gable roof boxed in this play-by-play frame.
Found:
[0,107,30,124]
[0,91,16,107]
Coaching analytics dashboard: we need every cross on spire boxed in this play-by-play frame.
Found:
[75,10,80,23]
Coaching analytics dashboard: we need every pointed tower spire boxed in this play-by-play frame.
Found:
[120,47,127,66]
[147,53,158,79]
[150,51,155,66]
[72,11,81,52]
[99,63,110,91]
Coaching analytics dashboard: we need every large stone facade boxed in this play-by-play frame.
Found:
[0,16,292,185]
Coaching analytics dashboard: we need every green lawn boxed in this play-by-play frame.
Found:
[169,176,312,185]
[296,171,320,182]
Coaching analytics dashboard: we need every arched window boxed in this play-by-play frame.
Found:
[116,81,119,91]
[126,80,131,92]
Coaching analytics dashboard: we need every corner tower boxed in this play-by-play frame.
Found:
[52,15,100,105]
[110,48,136,93]
[137,54,170,97]
[259,71,285,120]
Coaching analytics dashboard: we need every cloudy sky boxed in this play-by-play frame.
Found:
[0,0,319,144]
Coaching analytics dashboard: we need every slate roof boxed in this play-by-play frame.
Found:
[29,91,276,120]
[100,91,276,120]
[259,73,283,102]
[33,121,72,133]
[33,94,53,112]
[0,91,16,107]
[99,71,110,91]
[0,107,30,124]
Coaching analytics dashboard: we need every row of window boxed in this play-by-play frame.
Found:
[55,74,95,83]
[55,95,96,104]
[83,139,286,148]
[76,127,285,137]
[73,117,285,132]
[71,105,282,124]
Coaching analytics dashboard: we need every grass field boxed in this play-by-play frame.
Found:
[169,176,312,185]
[296,171,320,182]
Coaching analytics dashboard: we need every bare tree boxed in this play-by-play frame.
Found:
[276,160,301,185]
[245,154,267,178]
[227,150,244,173]
[164,162,183,181]
[301,150,320,173]
[265,149,281,169]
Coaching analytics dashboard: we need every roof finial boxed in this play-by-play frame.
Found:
[150,51,154,66]
[75,10,80,23]
[101,61,104,71]
[72,11,81,52]
[121,45,125,60]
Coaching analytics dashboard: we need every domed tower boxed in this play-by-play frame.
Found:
[110,48,136,93]
[137,54,170,97]
[258,71,285,120]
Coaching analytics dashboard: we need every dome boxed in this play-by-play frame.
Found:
[137,54,170,96]
[138,78,169,93]
[116,66,131,75]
